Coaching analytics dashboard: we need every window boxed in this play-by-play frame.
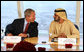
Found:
[23,1,76,31]
[1,1,18,29]
[79,1,83,34]
[1,1,83,35]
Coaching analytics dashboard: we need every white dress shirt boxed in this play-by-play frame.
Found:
[23,19,30,37]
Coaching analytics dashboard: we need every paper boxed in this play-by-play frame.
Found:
[3,36,21,43]
[58,38,76,45]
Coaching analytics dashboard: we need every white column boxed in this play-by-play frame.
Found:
[76,1,81,28]
[17,1,24,18]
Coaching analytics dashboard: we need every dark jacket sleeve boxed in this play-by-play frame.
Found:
[29,22,38,37]
[5,19,18,36]
[5,24,13,36]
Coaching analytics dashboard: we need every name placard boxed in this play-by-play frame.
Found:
[58,38,76,45]
[3,36,21,43]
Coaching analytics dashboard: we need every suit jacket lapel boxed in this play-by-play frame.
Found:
[21,18,25,33]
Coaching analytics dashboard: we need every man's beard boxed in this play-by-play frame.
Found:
[54,17,60,22]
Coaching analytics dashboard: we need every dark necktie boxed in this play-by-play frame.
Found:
[23,23,29,34]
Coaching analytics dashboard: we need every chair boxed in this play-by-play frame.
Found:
[74,24,79,30]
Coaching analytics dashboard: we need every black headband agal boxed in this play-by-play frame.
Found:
[54,10,66,12]
[54,9,67,18]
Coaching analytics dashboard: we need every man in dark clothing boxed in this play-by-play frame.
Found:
[5,8,38,38]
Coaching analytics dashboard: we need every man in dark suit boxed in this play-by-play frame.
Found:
[5,8,38,38]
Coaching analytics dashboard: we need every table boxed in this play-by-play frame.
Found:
[1,37,83,51]
[24,37,83,51]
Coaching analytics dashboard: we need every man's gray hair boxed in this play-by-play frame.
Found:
[24,8,35,17]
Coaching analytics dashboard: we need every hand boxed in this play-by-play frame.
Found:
[7,33,13,36]
[58,33,67,38]
[18,33,28,37]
